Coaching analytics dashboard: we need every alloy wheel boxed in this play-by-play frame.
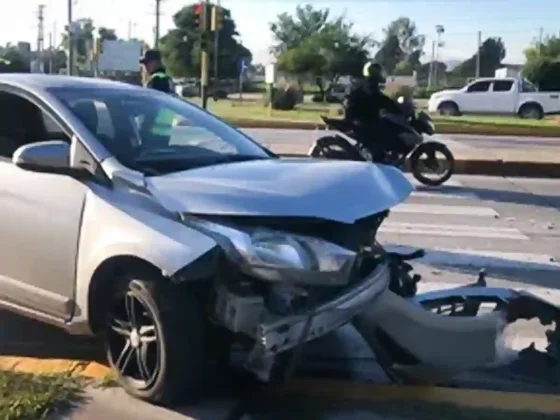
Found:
[106,289,160,389]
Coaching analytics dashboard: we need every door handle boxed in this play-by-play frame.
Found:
[550,95,559,99]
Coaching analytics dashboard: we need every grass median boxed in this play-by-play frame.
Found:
[0,369,85,420]
[187,98,560,136]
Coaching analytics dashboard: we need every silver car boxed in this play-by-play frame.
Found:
[0,74,414,405]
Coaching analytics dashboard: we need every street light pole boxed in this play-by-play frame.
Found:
[434,25,445,86]
[67,0,73,75]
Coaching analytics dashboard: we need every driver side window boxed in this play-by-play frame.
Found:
[466,81,491,93]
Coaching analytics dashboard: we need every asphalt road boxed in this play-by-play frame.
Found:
[2,174,560,419]
[241,128,560,153]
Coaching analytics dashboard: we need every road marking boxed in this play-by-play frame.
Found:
[407,175,463,188]
[380,222,529,240]
[386,245,560,272]
[392,203,499,217]
[411,190,478,200]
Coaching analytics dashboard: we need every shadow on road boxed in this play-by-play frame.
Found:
[0,310,104,362]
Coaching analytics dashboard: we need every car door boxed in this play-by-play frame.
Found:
[0,89,87,321]
[490,79,515,113]
[461,80,492,113]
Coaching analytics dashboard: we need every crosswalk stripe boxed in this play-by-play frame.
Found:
[380,222,529,240]
[411,190,478,200]
[392,203,499,217]
[386,245,560,271]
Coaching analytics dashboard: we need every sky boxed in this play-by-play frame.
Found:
[1,0,559,65]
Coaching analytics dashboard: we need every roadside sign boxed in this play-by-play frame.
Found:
[238,57,248,76]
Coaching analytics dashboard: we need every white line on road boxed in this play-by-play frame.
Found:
[411,190,478,200]
[386,245,560,271]
[380,222,529,240]
[392,203,499,217]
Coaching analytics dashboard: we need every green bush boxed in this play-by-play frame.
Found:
[263,82,302,111]
[523,58,560,91]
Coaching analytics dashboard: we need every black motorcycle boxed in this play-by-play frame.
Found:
[308,97,455,186]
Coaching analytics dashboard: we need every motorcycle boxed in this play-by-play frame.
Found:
[308,96,455,187]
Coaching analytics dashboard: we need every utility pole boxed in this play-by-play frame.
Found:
[538,27,544,57]
[67,0,74,75]
[427,40,435,88]
[434,25,445,87]
[475,31,482,78]
[155,0,161,47]
[37,5,46,72]
[213,0,220,81]
[48,32,53,74]
[201,0,210,109]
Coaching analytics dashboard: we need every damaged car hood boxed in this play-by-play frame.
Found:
[147,158,414,224]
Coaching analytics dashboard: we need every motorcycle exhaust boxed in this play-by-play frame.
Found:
[353,289,507,383]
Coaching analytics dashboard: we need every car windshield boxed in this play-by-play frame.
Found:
[48,87,272,175]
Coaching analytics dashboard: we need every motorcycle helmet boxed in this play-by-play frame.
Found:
[362,61,386,85]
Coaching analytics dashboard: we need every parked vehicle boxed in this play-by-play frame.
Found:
[428,77,560,119]
[308,96,455,186]
[0,74,557,406]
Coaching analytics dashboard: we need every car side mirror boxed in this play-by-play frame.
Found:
[13,140,70,172]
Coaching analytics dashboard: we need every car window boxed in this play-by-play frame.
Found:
[466,81,491,93]
[49,86,271,175]
[492,80,514,92]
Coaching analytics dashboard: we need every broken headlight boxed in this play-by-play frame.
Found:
[185,217,357,286]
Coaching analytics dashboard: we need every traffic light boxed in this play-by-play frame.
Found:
[193,2,207,31]
[210,5,224,32]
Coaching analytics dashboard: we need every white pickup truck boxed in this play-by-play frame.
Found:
[427,78,560,119]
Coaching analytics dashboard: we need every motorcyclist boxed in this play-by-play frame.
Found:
[343,61,403,159]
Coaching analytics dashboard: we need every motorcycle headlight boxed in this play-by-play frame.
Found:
[185,217,357,286]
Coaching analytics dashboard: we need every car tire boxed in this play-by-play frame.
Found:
[104,273,206,406]
[518,103,543,120]
[437,101,460,116]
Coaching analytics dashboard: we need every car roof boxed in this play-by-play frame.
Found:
[0,73,141,93]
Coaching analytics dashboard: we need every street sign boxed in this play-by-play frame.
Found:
[238,57,248,76]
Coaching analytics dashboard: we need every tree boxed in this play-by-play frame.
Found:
[61,20,120,72]
[0,45,30,73]
[375,17,425,74]
[416,61,446,82]
[524,34,560,62]
[98,27,118,42]
[271,5,372,96]
[452,37,505,78]
[270,4,330,55]
[160,3,251,79]
[523,57,560,91]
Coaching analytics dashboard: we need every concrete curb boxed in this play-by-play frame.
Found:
[224,117,560,138]
[2,357,560,413]
[271,378,560,414]
[278,154,560,178]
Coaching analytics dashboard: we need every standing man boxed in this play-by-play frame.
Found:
[139,49,173,94]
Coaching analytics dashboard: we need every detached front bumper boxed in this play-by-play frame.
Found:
[257,261,390,356]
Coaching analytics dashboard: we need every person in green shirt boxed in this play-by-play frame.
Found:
[139,49,173,94]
